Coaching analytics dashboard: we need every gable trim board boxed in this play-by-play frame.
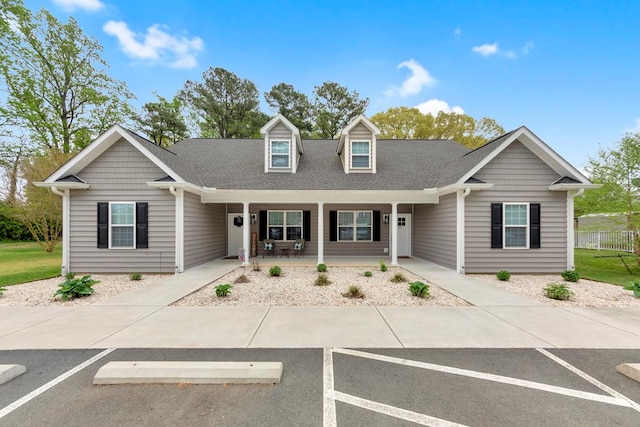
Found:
[38,116,597,275]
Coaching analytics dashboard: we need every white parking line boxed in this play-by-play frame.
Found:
[331,390,469,427]
[537,348,640,413]
[323,348,337,427]
[0,348,116,420]
[333,348,631,408]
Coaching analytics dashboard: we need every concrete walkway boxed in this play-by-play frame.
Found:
[1,259,640,350]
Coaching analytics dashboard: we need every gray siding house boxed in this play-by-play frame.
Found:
[38,114,597,275]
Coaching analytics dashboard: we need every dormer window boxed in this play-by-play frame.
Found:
[270,140,290,168]
[351,141,370,169]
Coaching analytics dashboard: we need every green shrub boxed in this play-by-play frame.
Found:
[0,286,6,297]
[623,281,640,298]
[0,203,32,241]
[496,270,511,281]
[561,270,580,282]
[54,274,99,301]
[315,273,331,286]
[544,283,574,301]
[234,274,249,284]
[342,285,364,299]
[251,261,261,272]
[390,272,407,283]
[379,259,387,272]
[269,266,281,277]
[363,271,373,277]
[215,284,233,297]
[408,281,430,298]
[317,263,327,272]
[129,272,142,281]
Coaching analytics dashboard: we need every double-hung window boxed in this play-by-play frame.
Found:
[270,140,290,168]
[504,203,528,248]
[351,141,370,169]
[110,202,135,248]
[338,211,372,241]
[268,210,302,241]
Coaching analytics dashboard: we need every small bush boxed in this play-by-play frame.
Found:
[623,281,640,298]
[130,273,142,281]
[251,261,261,272]
[315,273,331,286]
[269,266,282,277]
[561,270,580,282]
[317,263,327,272]
[54,274,100,301]
[234,274,250,284]
[0,286,6,297]
[496,270,511,281]
[342,285,364,299]
[408,281,430,298]
[390,272,407,283]
[379,259,387,272]
[215,284,233,297]
[544,283,574,301]
[363,271,373,277]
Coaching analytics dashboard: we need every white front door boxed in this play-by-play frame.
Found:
[397,214,411,257]
[227,213,244,257]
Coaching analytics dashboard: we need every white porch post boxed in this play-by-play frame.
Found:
[243,202,250,266]
[170,186,184,273]
[567,190,583,270]
[456,189,470,274]
[51,187,70,275]
[391,202,398,266]
[317,202,324,265]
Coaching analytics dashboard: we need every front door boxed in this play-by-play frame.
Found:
[227,213,244,257]
[397,214,411,257]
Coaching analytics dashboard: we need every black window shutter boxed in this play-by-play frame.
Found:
[373,210,381,241]
[259,210,267,240]
[136,202,149,249]
[303,210,311,241]
[97,202,109,249]
[491,203,503,249]
[530,203,541,249]
[329,211,337,241]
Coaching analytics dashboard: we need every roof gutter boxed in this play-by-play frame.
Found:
[34,181,90,190]
[548,183,601,191]
[437,183,494,197]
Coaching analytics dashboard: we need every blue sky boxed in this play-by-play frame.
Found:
[25,0,640,169]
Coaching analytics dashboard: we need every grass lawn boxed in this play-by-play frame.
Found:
[0,242,62,287]
[575,248,640,286]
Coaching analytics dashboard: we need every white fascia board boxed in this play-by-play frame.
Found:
[201,189,439,204]
[457,126,592,186]
[34,181,90,190]
[45,125,186,184]
[437,183,494,196]
[147,181,204,196]
[548,183,602,191]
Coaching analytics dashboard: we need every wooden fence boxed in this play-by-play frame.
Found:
[575,231,636,252]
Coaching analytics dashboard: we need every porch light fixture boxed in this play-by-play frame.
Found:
[251,214,257,224]
[383,214,389,224]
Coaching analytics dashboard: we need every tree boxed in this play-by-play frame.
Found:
[136,94,189,147]
[312,82,369,139]
[370,108,505,148]
[179,67,266,138]
[0,135,31,204]
[0,0,136,153]
[584,132,640,266]
[265,83,313,137]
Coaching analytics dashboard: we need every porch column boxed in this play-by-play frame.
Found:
[242,202,250,266]
[317,202,324,264]
[51,187,70,275]
[391,202,398,266]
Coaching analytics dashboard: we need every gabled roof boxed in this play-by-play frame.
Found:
[260,113,303,153]
[337,115,381,154]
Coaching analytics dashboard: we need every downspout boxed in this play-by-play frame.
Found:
[456,188,471,274]
[567,188,584,270]
[169,186,184,274]
[51,186,70,276]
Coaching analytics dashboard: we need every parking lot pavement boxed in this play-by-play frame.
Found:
[1,348,639,426]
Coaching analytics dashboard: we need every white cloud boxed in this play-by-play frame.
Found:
[384,59,436,98]
[103,21,203,69]
[472,43,499,56]
[454,27,462,38]
[415,99,464,116]
[51,0,104,12]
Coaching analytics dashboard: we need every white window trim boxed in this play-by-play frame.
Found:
[270,139,291,169]
[503,202,529,249]
[337,210,373,242]
[108,202,136,249]
[350,140,371,169]
[267,210,302,241]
